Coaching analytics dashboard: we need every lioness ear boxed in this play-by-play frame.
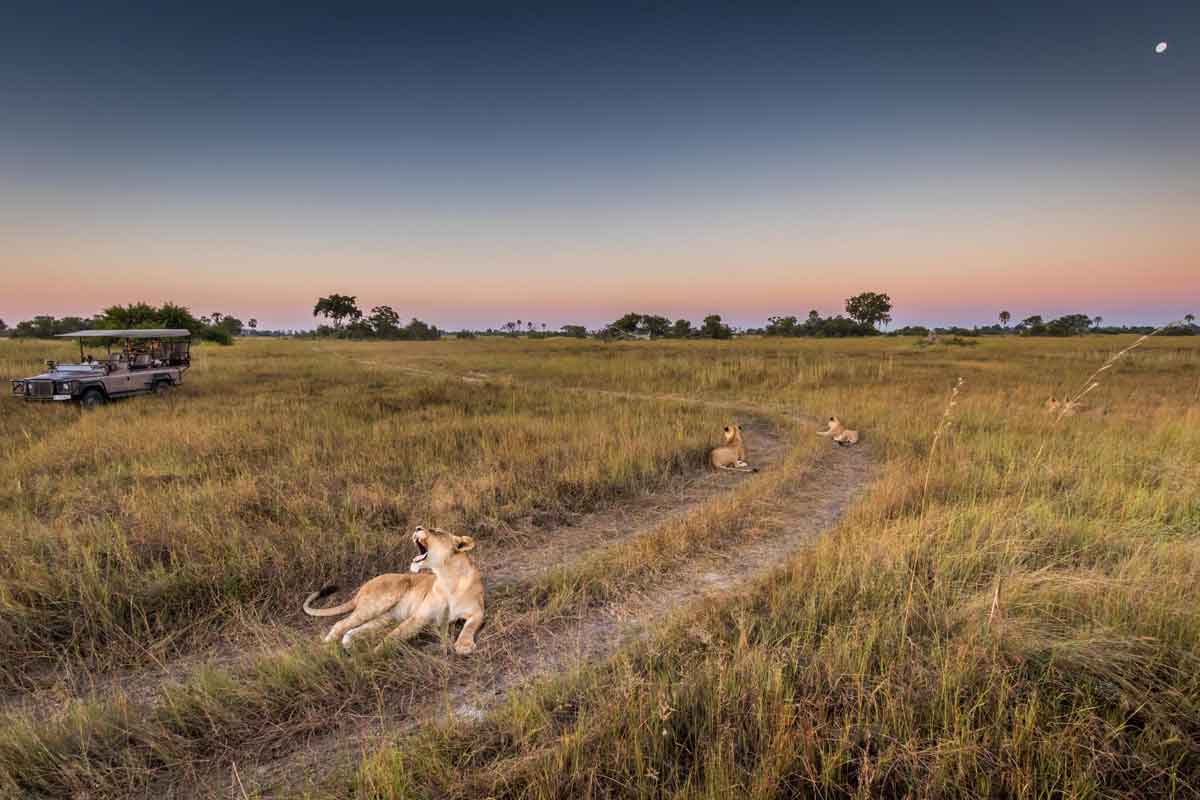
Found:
[454,535,476,552]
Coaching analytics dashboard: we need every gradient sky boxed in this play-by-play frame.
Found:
[2,1,1197,330]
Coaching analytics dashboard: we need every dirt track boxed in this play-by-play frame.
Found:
[0,366,875,799]
[228,436,872,799]
[191,370,875,798]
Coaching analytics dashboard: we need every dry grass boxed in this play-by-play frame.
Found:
[2,334,1199,798]
[0,339,721,684]
[346,335,1200,799]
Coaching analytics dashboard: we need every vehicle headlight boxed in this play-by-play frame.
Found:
[56,381,73,393]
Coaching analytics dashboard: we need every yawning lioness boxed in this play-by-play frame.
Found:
[303,526,485,655]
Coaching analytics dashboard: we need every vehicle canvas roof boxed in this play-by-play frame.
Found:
[56,329,192,339]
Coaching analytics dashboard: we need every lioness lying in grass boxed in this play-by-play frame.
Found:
[818,416,859,446]
[1044,396,1091,416]
[710,423,757,472]
[303,526,485,655]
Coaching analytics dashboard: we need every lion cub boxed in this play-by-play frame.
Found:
[303,526,485,655]
[818,416,859,446]
[710,423,757,472]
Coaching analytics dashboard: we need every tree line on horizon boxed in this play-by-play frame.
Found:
[311,294,442,340]
[0,303,257,345]
[3,295,1195,342]
[894,310,1198,338]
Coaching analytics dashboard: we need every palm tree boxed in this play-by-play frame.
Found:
[1092,316,1103,330]
[999,310,1011,329]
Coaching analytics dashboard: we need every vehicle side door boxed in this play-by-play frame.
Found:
[104,372,136,396]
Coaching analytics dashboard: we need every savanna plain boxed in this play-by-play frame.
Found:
[0,334,1197,799]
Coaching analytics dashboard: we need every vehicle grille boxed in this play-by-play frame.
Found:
[27,380,53,398]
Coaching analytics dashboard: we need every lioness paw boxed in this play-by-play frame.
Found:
[454,640,476,655]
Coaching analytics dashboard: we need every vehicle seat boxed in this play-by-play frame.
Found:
[132,353,151,369]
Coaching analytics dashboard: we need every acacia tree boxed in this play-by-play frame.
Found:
[219,316,244,335]
[369,305,401,338]
[845,292,893,329]
[248,318,258,331]
[100,302,159,328]
[313,294,362,331]
[765,316,799,336]
[611,313,643,334]
[999,310,1011,328]
[700,314,732,339]
[640,315,671,338]
[1092,316,1103,330]
[1187,313,1196,326]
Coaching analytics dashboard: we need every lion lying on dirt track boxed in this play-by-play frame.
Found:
[818,416,859,446]
[710,423,757,472]
[303,526,485,655]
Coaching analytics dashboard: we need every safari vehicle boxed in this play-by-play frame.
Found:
[10,329,191,409]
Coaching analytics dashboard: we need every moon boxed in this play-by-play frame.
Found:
[1155,41,1168,54]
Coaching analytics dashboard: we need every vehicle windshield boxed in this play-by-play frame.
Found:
[56,364,101,372]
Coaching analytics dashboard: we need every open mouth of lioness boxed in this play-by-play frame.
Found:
[411,537,429,565]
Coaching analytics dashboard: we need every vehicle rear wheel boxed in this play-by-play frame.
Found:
[80,389,107,409]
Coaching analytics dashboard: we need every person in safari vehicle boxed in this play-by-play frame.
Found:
[9,329,192,408]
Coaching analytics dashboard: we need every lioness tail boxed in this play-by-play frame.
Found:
[303,584,356,617]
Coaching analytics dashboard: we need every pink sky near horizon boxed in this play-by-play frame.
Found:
[3,196,1197,330]
[4,247,1197,332]
[4,121,1198,332]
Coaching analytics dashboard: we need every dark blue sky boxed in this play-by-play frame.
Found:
[2,1,1196,328]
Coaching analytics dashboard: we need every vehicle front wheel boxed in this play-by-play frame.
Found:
[152,380,173,394]
[80,389,107,409]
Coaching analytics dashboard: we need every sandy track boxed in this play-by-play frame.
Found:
[1,365,874,800]
[196,437,872,799]
[0,413,786,723]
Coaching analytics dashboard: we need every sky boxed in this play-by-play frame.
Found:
[1,1,1197,331]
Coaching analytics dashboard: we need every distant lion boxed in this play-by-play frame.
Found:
[818,416,859,446]
[303,526,485,655]
[710,424,757,472]
[1044,396,1090,416]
